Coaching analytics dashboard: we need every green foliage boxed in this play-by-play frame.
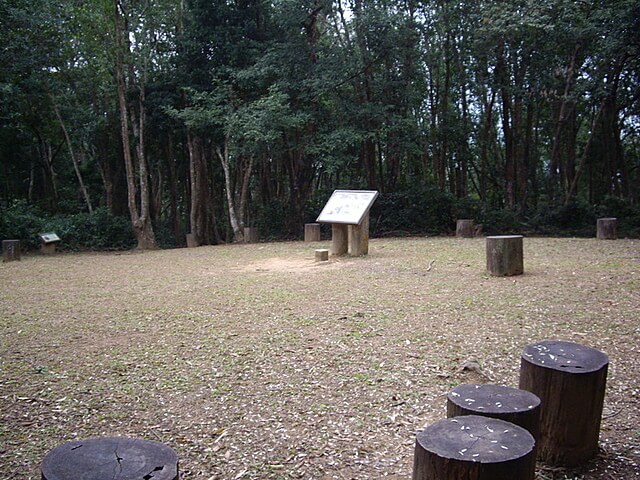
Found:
[43,208,135,251]
[0,202,134,251]
[371,187,454,236]
[526,201,595,237]
[0,200,45,250]
[253,199,292,240]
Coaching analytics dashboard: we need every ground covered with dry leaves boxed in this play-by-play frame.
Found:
[1,236,638,479]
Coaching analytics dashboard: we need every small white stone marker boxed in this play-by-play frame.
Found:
[315,249,329,262]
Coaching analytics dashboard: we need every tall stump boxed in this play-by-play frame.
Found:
[304,223,321,242]
[519,340,609,467]
[185,233,198,248]
[413,415,536,480]
[330,223,349,256]
[596,218,617,240]
[456,219,475,238]
[486,235,523,276]
[447,384,541,441]
[244,227,258,243]
[41,437,179,480]
[2,239,21,262]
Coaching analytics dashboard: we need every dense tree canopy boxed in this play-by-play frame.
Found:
[1,0,639,247]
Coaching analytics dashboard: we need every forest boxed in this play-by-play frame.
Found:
[1,0,639,249]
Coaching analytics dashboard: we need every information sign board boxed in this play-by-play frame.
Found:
[39,232,61,244]
[316,190,379,225]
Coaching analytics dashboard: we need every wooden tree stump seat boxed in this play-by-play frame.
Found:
[2,239,21,262]
[456,219,475,238]
[486,235,524,276]
[243,227,258,243]
[413,415,536,480]
[41,437,179,480]
[519,340,609,467]
[447,384,541,440]
[596,218,617,239]
[304,223,321,242]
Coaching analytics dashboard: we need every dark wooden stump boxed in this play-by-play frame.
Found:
[304,223,321,242]
[413,415,536,480]
[596,218,617,240]
[185,233,198,248]
[519,340,609,467]
[243,227,258,243]
[41,437,179,480]
[486,235,523,276]
[330,223,348,256]
[456,219,475,238]
[2,239,21,262]
[447,384,541,441]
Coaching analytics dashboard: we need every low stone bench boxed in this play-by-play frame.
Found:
[413,415,536,480]
[41,437,179,480]
[447,383,540,441]
[519,340,609,467]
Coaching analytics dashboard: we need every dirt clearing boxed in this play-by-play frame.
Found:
[1,237,638,479]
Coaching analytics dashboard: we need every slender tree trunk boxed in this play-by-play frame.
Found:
[550,45,581,197]
[238,155,254,227]
[496,42,515,208]
[114,0,156,249]
[50,96,93,213]
[216,135,243,242]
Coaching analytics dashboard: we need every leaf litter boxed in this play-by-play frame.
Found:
[0,237,638,479]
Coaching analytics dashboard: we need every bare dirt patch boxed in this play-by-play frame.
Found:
[1,237,638,479]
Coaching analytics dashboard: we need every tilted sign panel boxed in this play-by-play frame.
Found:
[316,190,379,225]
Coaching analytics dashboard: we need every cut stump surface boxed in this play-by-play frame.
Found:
[41,437,179,480]
[413,415,536,480]
[447,384,540,440]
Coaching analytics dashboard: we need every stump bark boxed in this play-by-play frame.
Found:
[330,223,349,256]
[348,213,370,256]
[596,218,617,240]
[413,415,536,480]
[486,235,523,276]
[243,227,258,243]
[2,240,21,262]
[456,219,475,238]
[304,223,321,242]
[519,340,609,467]
[41,437,179,480]
[447,384,541,441]
[185,233,198,248]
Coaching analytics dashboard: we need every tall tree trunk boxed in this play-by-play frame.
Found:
[495,42,515,208]
[216,135,243,242]
[550,45,581,198]
[114,0,156,249]
[50,95,93,213]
